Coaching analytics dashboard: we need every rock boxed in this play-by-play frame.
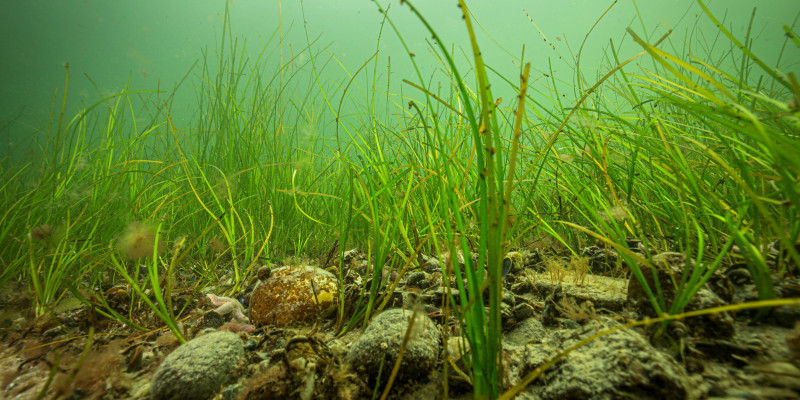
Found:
[405,271,429,289]
[756,361,800,391]
[256,265,271,280]
[766,298,800,328]
[150,331,244,400]
[513,302,535,321]
[244,339,258,351]
[346,308,441,385]
[200,310,224,329]
[515,267,627,312]
[249,265,338,327]
[541,285,563,327]
[531,320,691,399]
[627,252,735,338]
[520,248,544,270]
[787,322,800,357]
[581,245,619,273]
[421,254,441,273]
[343,248,363,263]
[504,317,545,346]
[689,287,736,338]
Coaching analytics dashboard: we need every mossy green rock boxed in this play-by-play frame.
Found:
[151,331,243,400]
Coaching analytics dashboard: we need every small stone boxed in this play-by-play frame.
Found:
[346,308,441,385]
[405,271,429,289]
[513,302,535,321]
[422,255,441,273]
[244,339,258,351]
[257,265,271,281]
[151,331,244,400]
[220,383,242,400]
[343,248,362,263]
[249,265,338,327]
[562,318,580,329]
[200,310,225,329]
[581,245,619,273]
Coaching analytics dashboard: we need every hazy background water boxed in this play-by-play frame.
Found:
[1,0,797,157]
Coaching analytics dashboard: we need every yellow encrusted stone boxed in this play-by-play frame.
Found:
[249,265,338,327]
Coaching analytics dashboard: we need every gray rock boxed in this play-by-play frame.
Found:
[151,331,244,400]
[533,321,690,400]
[504,317,545,346]
[346,308,440,385]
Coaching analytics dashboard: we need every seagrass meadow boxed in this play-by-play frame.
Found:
[1,1,799,399]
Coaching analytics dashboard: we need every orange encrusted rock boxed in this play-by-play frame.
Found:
[249,265,338,327]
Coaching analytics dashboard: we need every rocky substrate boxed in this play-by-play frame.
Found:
[1,244,799,399]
